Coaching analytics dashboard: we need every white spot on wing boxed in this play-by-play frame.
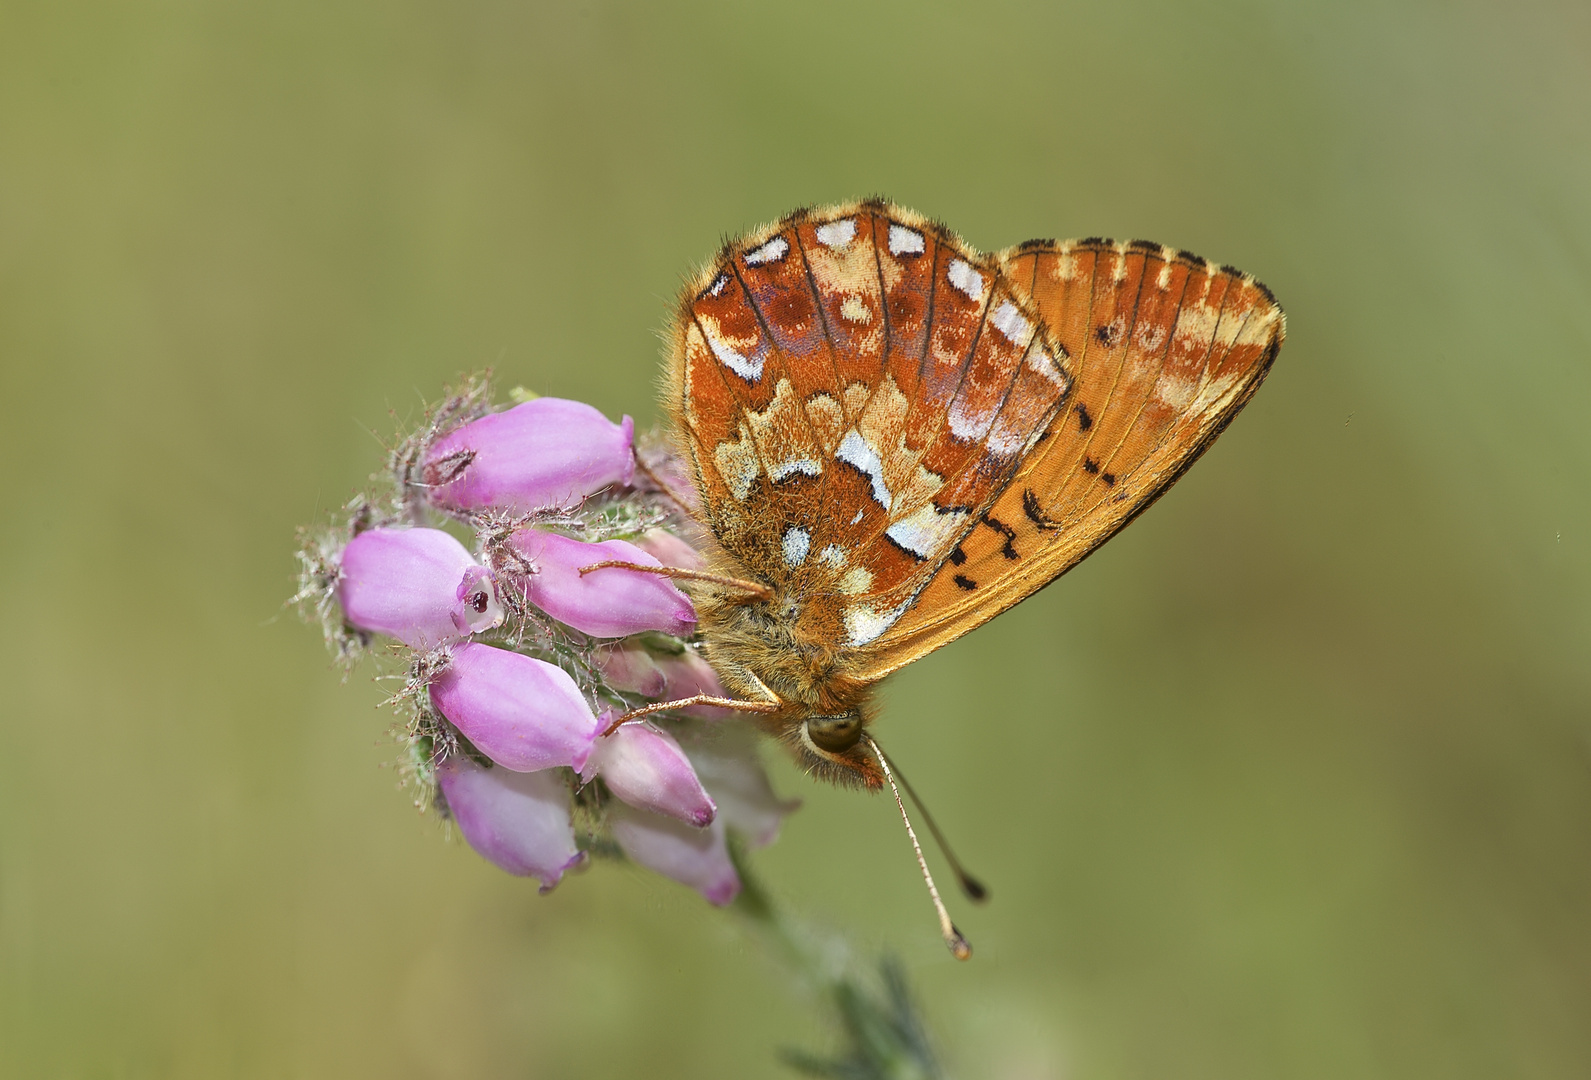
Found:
[705,272,729,297]
[767,457,821,482]
[836,429,891,509]
[708,335,763,382]
[947,259,985,302]
[815,219,856,247]
[888,224,925,256]
[819,544,847,567]
[885,503,968,558]
[990,300,1033,346]
[745,236,788,266]
[838,566,873,594]
[849,508,865,525]
[782,527,810,567]
[845,601,906,646]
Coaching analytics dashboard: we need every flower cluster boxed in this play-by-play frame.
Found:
[296,378,796,903]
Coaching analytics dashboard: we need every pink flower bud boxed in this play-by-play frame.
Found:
[423,398,635,514]
[509,530,696,639]
[594,643,667,698]
[429,643,601,772]
[683,732,800,849]
[654,649,738,720]
[631,528,706,571]
[437,756,584,890]
[584,722,715,827]
[610,801,740,906]
[337,527,503,648]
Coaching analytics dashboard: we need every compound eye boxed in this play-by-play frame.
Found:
[805,713,862,753]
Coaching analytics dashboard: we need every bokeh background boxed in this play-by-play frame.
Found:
[4,1,1589,1076]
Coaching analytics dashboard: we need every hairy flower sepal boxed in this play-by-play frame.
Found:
[507,529,696,639]
[429,642,602,772]
[436,755,585,890]
[336,527,503,648]
[423,397,635,515]
[584,720,716,827]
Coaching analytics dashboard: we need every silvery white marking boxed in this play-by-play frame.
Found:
[850,508,865,525]
[947,259,984,302]
[888,224,925,256]
[886,503,968,558]
[768,457,822,482]
[707,272,729,296]
[708,334,764,382]
[819,544,848,567]
[745,236,789,266]
[845,601,906,646]
[782,526,811,567]
[815,219,856,247]
[990,300,1033,346]
[836,430,891,510]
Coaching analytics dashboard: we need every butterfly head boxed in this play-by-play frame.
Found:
[776,704,884,790]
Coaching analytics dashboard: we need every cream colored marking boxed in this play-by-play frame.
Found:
[1112,242,1129,283]
[947,259,985,302]
[1055,245,1078,282]
[842,381,870,416]
[1172,303,1222,351]
[746,378,820,486]
[837,429,891,509]
[1235,303,1282,347]
[856,377,944,514]
[990,300,1034,347]
[745,236,789,266]
[885,503,968,559]
[888,224,925,256]
[1135,322,1167,353]
[782,526,811,567]
[804,393,846,453]
[815,219,856,247]
[1156,261,1173,290]
[850,508,865,525]
[1155,370,1200,410]
[819,544,848,567]
[840,295,872,324]
[706,272,729,297]
[713,425,761,501]
[838,566,873,595]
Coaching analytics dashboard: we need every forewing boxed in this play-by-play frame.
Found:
[857,239,1284,678]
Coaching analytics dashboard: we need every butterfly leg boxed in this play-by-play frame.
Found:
[601,695,780,736]
[578,560,773,601]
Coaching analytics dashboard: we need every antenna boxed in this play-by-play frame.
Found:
[865,735,972,961]
[875,745,988,903]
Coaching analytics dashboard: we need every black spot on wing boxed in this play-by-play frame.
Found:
[1075,402,1092,431]
[953,574,978,591]
[1082,456,1100,475]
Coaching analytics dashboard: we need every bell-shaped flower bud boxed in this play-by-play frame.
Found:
[681,728,800,849]
[337,527,503,648]
[654,648,739,720]
[594,643,667,698]
[584,722,715,827]
[509,530,696,639]
[610,801,740,906]
[423,398,634,514]
[430,643,601,772]
[631,528,706,571]
[437,755,584,890]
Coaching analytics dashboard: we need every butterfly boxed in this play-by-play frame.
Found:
[607,200,1283,955]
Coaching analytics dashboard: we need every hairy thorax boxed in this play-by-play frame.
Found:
[695,581,884,788]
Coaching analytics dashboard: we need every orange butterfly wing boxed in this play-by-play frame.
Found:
[668,202,1071,651]
[857,239,1285,678]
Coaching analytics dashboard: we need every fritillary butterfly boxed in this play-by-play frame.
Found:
[615,200,1283,955]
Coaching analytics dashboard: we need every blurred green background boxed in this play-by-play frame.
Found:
[3,0,1589,1076]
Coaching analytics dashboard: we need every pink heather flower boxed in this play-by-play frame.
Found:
[654,648,740,720]
[437,755,585,890]
[631,527,706,570]
[509,529,696,639]
[584,721,716,827]
[683,733,801,849]
[430,643,601,772]
[609,801,740,906]
[594,642,668,698]
[423,398,635,514]
[337,527,503,648]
